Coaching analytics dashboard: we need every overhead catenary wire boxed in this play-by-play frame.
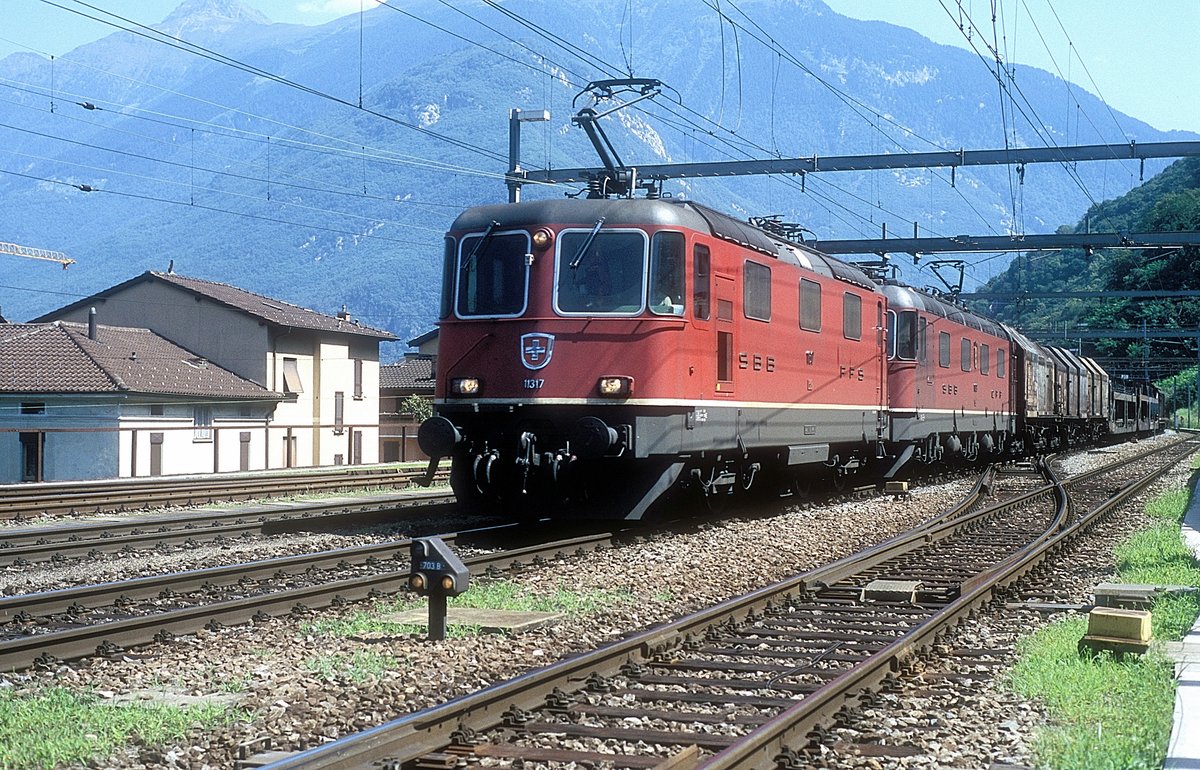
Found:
[0,121,449,233]
[0,166,437,249]
[36,0,507,162]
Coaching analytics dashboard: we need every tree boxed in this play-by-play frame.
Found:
[401,393,433,423]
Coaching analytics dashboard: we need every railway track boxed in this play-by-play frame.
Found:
[0,488,456,566]
[253,437,1194,770]
[0,465,448,521]
[0,462,1004,673]
[0,524,624,671]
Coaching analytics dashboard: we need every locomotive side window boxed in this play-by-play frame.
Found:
[440,238,455,319]
[980,343,990,375]
[842,293,862,341]
[456,231,529,317]
[556,230,647,315]
[693,244,711,320]
[997,348,1006,378]
[918,318,927,362]
[649,232,685,316]
[960,338,972,371]
[743,261,772,321]
[799,278,821,331]
[939,332,951,368]
[892,310,917,360]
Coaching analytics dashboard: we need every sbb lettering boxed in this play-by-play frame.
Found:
[942,384,959,395]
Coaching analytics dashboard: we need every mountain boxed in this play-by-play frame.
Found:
[971,156,1200,380]
[0,0,1193,350]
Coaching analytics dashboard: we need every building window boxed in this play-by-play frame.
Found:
[961,338,973,372]
[743,261,771,321]
[282,357,303,393]
[799,278,821,332]
[20,402,45,415]
[334,391,345,435]
[193,405,213,441]
[939,332,951,368]
[150,403,164,416]
[842,293,862,341]
[353,359,364,399]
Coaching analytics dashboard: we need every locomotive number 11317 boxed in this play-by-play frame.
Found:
[523,378,545,389]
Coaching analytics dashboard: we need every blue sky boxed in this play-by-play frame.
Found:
[1,0,1197,133]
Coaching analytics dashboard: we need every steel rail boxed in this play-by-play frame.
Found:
[0,532,618,672]
[257,440,1192,770]
[0,466,447,520]
[695,443,1188,770]
[0,489,456,565]
[254,466,1003,770]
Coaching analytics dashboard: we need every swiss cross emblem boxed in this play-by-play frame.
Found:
[520,333,555,370]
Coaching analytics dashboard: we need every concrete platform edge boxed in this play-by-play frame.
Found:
[1165,468,1200,769]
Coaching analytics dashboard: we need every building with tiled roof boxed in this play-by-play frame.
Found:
[378,334,438,463]
[1,320,282,482]
[35,271,398,470]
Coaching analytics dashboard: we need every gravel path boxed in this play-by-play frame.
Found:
[3,434,1186,770]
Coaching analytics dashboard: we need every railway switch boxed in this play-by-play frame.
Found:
[409,537,470,641]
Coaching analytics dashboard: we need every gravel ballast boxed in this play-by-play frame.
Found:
[1,434,1188,770]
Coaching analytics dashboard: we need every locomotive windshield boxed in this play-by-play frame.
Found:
[555,230,647,314]
[455,231,529,317]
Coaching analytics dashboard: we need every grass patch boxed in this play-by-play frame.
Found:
[1114,487,1200,640]
[304,650,400,682]
[448,579,634,615]
[1010,484,1200,768]
[302,579,635,639]
[1008,619,1176,770]
[0,687,241,770]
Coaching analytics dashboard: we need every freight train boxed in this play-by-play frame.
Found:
[417,197,1160,518]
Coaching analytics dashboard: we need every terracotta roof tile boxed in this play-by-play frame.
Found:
[0,322,281,400]
[381,357,434,391]
[32,271,397,340]
[150,272,396,339]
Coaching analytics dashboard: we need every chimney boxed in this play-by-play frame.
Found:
[337,304,351,321]
[88,307,97,340]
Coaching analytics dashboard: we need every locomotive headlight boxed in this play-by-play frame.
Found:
[531,228,553,250]
[598,376,633,397]
[451,377,481,396]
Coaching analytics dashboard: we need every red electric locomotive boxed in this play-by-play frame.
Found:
[880,283,1014,473]
[418,197,889,517]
